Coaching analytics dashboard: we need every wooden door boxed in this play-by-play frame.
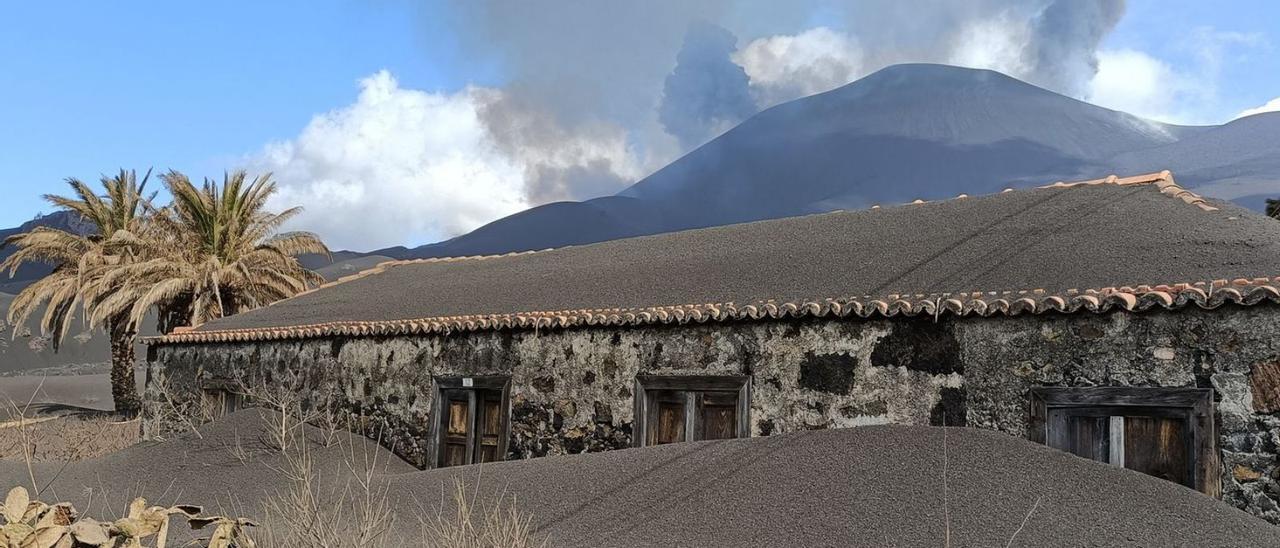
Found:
[1031,388,1214,494]
[1048,408,1194,489]
[648,391,687,445]
[1062,415,1109,462]
[645,388,743,444]
[699,392,738,440]
[439,390,473,467]
[1124,416,1190,486]
[476,391,504,463]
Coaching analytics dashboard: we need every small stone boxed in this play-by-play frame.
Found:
[757,419,775,436]
[1234,464,1264,482]
[1012,362,1035,378]
[1153,348,1176,360]
[532,376,556,393]
[1077,324,1105,340]
[592,401,613,424]
[553,399,576,418]
[1250,361,1280,414]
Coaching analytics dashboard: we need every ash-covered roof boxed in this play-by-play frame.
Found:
[152,172,1280,345]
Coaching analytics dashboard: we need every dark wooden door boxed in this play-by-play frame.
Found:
[649,391,687,445]
[1124,416,1190,486]
[1048,408,1194,489]
[699,392,738,440]
[645,388,743,444]
[1031,387,1214,494]
[438,387,508,467]
[1063,415,1110,462]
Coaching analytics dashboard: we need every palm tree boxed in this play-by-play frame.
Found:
[87,170,329,336]
[2,170,152,415]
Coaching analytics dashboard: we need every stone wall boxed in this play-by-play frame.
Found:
[146,305,1280,522]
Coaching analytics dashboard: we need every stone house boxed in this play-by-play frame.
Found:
[144,172,1280,522]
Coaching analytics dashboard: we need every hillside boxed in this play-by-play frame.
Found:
[386,64,1278,259]
[1107,111,1280,206]
[0,211,93,294]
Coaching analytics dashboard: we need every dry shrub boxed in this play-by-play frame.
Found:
[311,405,348,449]
[254,412,396,548]
[239,376,350,451]
[421,477,548,548]
[222,427,256,466]
[143,368,215,441]
[239,381,314,453]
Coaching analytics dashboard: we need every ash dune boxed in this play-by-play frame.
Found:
[1,412,1276,547]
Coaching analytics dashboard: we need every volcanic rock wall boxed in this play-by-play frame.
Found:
[146,305,1280,522]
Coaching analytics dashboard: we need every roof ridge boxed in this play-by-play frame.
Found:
[871,170,1215,212]
[1035,170,1217,211]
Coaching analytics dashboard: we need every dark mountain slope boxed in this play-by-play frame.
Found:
[393,63,1272,259]
[624,64,1180,225]
[0,211,94,294]
[1106,111,1280,210]
[395,196,664,258]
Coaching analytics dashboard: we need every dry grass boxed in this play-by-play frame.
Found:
[253,408,396,548]
[421,477,548,548]
[3,374,546,548]
[240,381,316,453]
[244,388,545,548]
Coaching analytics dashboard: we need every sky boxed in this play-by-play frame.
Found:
[1,0,1277,251]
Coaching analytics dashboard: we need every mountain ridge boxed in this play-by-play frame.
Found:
[382,63,1277,260]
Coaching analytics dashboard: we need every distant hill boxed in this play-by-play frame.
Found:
[0,211,94,294]
[1108,111,1280,206]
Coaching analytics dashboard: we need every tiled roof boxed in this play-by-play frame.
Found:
[150,172,1280,345]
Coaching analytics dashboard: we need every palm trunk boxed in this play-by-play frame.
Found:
[109,320,141,416]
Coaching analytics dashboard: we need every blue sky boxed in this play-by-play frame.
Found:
[0,0,490,223]
[1,1,1277,249]
[1104,0,1280,120]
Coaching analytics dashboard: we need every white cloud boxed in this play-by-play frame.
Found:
[734,27,864,107]
[250,71,641,251]
[947,14,1032,78]
[1085,49,1184,122]
[1236,97,1280,119]
[1084,48,1229,126]
[1085,28,1269,125]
